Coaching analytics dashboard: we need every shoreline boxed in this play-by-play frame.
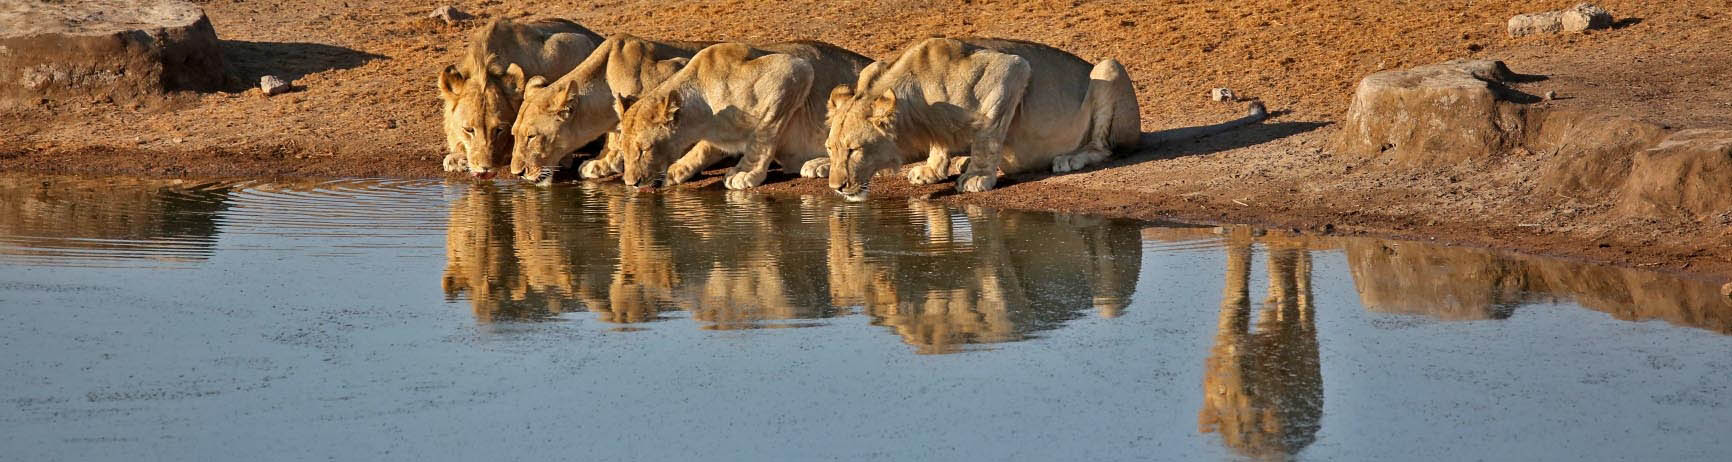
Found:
[6,143,1728,286]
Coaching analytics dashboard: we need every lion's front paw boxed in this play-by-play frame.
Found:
[724,169,767,190]
[443,153,467,172]
[580,159,618,179]
[666,161,703,185]
[907,164,947,185]
[799,158,831,178]
[1052,154,1086,173]
[957,172,997,193]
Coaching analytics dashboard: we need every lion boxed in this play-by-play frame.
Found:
[437,18,602,178]
[824,37,1267,199]
[506,34,712,185]
[614,41,873,190]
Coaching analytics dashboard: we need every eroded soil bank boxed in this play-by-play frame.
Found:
[2,0,1729,282]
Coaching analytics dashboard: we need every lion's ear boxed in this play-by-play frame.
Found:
[438,65,465,100]
[856,61,886,90]
[653,92,682,124]
[503,63,528,97]
[869,89,897,126]
[550,81,577,118]
[828,85,854,112]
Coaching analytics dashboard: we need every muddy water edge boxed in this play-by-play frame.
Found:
[1,174,1729,460]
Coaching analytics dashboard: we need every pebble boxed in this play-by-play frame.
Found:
[1722,282,1732,301]
[1545,90,1558,101]
[1210,87,1235,102]
[261,75,291,96]
[429,6,474,25]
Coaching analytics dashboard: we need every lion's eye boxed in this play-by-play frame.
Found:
[464,127,475,135]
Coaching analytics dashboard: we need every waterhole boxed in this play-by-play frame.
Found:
[1,174,1728,460]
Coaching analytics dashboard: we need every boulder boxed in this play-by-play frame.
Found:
[1617,129,1732,219]
[1334,60,1527,166]
[1508,4,1615,37]
[0,0,226,107]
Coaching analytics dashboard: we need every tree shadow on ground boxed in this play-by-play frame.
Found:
[220,41,388,91]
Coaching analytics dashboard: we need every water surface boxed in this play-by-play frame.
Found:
[1,175,1728,461]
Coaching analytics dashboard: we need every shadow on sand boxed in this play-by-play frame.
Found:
[220,41,389,91]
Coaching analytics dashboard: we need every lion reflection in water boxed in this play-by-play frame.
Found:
[1196,229,1323,458]
[441,185,1142,351]
[826,201,1142,354]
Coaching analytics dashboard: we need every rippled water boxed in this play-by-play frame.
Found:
[1,174,1728,461]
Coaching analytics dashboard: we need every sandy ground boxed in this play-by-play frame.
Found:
[2,0,1729,282]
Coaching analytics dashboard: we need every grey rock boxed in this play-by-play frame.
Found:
[429,6,474,25]
[260,75,291,96]
[1509,3,1615,37]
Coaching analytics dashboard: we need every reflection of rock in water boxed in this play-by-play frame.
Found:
[1346,240,1732,333]
[0,176,230,263]
[827,201,1143,354]
[1198,230,1323,458]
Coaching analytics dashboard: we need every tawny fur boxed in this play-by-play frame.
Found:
[615,41,872,190]
[826,37,1265,198]
[510,34,713,182]
[437,18,601,176]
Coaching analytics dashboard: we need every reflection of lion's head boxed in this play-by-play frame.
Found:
[1198,242,1322,458]
[828,201,1145,354]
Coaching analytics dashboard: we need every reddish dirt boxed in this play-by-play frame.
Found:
[2,0,1729,282]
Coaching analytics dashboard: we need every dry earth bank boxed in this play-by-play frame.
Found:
[1,0,1729,283]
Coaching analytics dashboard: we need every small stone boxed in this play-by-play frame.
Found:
[429,6,474,25]
[1545,90,1558,101]
[260,75,290,96]
[1210,87,1235,102]
[1722,282,1732,301]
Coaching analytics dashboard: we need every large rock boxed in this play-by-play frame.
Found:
[1618,129,1732,219]
[1334,60,1527,166]
[0,0,226,107]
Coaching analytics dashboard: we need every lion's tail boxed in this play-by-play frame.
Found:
[1140,101,1269,146]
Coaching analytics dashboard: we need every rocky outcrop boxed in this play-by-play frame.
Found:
[0,0,226,107]
[1617,129,1732,219]
[1334,60,1528,166]
[1508,4,1615,37]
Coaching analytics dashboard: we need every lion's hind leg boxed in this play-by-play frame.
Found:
[1052,58,1139,174]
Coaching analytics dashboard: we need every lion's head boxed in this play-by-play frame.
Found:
[824,84,904,201]
[616,91,694,188]
[438,62,525,179]
[508,76,583,182]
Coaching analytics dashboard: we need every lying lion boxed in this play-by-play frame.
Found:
[825,37,1267,199]
[615,41,873,190]
[507,34,712,185]
[437,18,602,178]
